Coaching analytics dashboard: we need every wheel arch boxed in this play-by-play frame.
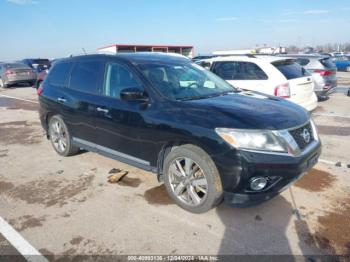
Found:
[156,138,214,180]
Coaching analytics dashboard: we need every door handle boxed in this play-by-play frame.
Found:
[57,97,66,103]
[96,107,109,113]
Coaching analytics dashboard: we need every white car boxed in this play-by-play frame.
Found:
[199,55,318,111]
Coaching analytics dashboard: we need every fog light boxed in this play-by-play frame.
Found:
[250,177,268,191]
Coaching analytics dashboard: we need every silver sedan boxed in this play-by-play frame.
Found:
[0,63,37,88]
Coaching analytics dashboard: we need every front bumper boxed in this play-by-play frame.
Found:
[216,140,322,207]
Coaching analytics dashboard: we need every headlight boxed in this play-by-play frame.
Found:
[215,128,287,152]
[310,119,319,141]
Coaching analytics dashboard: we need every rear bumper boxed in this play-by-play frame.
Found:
[314,80,337,97]
[296,93,318,111]
[5,78,36,85]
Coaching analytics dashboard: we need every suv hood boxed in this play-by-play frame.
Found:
[177,91,309,130]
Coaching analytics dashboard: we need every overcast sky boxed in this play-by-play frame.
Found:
[0,0,349,60]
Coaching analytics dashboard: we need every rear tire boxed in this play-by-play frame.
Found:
[163,144,223,213]
[48,115,79,157]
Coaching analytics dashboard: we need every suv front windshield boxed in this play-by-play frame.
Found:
[136,62,236,100]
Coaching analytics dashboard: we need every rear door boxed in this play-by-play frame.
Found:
[65,60,105,144]
[211,61,272,94]
[272,60,315,105]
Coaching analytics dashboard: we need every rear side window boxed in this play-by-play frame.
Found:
[47,62,73,87]
[212,61,268,80]
[272,60,310,80]
[320,58,335,69]
[69,61,105,94]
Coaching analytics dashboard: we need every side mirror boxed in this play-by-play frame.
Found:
[120,87,149,102]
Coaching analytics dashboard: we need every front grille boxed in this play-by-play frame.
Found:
[289,122,314,150]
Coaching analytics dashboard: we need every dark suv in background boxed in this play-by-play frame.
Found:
[38,53,321,213]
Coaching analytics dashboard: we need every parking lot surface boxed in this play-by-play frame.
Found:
[0,74,349,259]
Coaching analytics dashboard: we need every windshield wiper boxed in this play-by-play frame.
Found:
[177,90,235,101]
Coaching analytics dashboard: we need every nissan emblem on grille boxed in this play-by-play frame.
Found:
[301,128,311,144]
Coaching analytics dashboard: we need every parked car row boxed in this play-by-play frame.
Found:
[0,58,51,88]
[195,53,339,110]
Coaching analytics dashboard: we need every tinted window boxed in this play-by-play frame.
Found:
[212,61,268,80]
[5,63,31,69]
[273,60,310,80]
[69,61,104,94]
[47,62,73,87]
[295,58,310,66]
[320,58,336,69]
[104,63,142,99]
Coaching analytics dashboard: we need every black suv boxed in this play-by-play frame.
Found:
[38,53,321,213]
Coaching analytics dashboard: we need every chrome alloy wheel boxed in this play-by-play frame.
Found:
[168,157,208,206]
[50,119,67,153]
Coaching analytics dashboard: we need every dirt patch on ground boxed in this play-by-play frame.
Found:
[0,97,38,111]
[144,185,174,205]
[0,121,42,146]
[9,215,46,232]
[0,181,14,192]
[294,169,336,192]
[9,174,95,207]
[70,236,84,246]
[307,199,350,255]
[0,149,9,158]
[317,125,350,136]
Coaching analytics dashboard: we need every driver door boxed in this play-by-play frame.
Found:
[94,61,156,167]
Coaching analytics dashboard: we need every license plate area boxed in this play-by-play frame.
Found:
[306,154,318,171]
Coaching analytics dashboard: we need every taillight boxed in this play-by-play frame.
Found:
[274,83,290,98]
[5,70,14,76]
[314,69,333,76]
[37,85,43,95]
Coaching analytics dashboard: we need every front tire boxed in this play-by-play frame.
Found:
[48,115,79,156]
[163,144,223,213]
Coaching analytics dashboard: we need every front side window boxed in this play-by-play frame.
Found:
[69,61,104,94]
[212,61,268,80]
[47,62,73,87]
[136,62,235,101]
[104,63,142,99]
